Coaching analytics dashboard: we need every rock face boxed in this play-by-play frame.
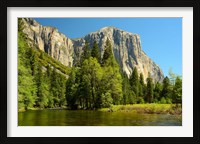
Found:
[21,18,164,82]
[22,18,73,67]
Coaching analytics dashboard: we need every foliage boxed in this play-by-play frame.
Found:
[172,76,182,104]
[146,77,154,103]
[18,18,182,112]
[91,40,101,63]
[129,67,139,102]
[102,38,112,65]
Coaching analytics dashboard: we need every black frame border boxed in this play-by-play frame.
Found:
[1,0,199,144]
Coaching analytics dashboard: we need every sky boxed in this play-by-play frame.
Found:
[34,18,182,77]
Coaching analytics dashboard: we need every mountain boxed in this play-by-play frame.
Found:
[21,18,164,82]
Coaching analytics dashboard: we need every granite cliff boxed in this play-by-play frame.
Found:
[21,18,164,82]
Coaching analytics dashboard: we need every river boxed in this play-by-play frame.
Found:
[18,109,182,126]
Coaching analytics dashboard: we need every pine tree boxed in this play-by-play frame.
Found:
[18,32,37,110]
[66,68,79,109]
[102,56,123,105]
[81,57,103,108]
[122,73,130,105]
[172,76,182,104]
[81,41,91,63]
[138,73,145,103]
[129,67,139,102]
[50,68,60,107]
[153,82,162,103]
[91,40,101,63]
[102,38,112,65]
[36,64,49,108]
[146,77,154,103]
[161,76,172,101]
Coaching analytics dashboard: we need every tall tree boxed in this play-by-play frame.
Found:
[172,76,182,104]
[102,38,112,65]
[81,57,103,108]
[50,68,61,107]
[153,82,162,102]
[91,40,101,63]
[168,67,177,85]
[36,64,49,108]
[82,42,91,61]
[18,32,37,110]
[146,77,154,103]
[122,73,130,105]
[101,56,123,105]
[66,68,79,109]
[138,73,146,103]
[161,76,172,100]
[129,67,139,102]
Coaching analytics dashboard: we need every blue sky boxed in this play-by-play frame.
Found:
[34,18,182,77]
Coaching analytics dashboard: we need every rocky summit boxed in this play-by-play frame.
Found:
[21,18,164,82]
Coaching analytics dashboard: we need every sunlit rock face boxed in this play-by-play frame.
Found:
[22,18,164,82]
[22,18,73,67]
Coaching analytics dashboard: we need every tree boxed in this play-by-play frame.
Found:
[101,56,123,105]
[168,67,177,85]
[102,38,112,65]
[161,76,172,101]
[35,64,50,108]
[129,67,139,102]
[18,32,37,110]
[122,73,130,105]
[81,42,91,61]
[146,77,154,103]
[100,92,113,108]
[50,68,61,107]
[122,73,136,104]
[81,57,103,108]
[18,63,37,110]
[172,76,182,104]
[66,68,79,109]
[138,73,146,103]
[91,40,101,63]
[153,82,162,103]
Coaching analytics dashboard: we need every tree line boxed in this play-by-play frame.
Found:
[65,38,182,109]
[18,19,182,111]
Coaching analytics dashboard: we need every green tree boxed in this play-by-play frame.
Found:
[129,67,139,102]
[81,57,103,108]
[161,76,172,100]
[18,32,37,110]
[36,64,49,108]
[122,73,130,105]
[172,76,182,104]
[146,77,154,103]
[102,38,112,65]
[91,40,101,63]
[102,56,123,105]
[153,82,162,103]
[81,41,91,62]
[66,68,79,109]
[50,68,61,107]
[100,92,113,108]
[138,73,146,103]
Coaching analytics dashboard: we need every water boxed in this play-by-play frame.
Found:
[18,110,182,126]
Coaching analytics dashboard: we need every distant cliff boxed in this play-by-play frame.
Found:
[21,18,164,82]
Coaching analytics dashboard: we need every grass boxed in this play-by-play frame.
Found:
[99,104,182,115]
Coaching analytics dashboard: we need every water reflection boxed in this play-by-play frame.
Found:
[18,110,182,126]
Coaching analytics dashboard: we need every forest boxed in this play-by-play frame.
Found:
[18,19,182,112]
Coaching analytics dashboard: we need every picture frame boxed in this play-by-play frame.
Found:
[1,0,200,143]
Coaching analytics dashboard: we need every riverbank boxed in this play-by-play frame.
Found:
[18,106,67,112]
[18,104,182,116]
[99,104,182,115]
